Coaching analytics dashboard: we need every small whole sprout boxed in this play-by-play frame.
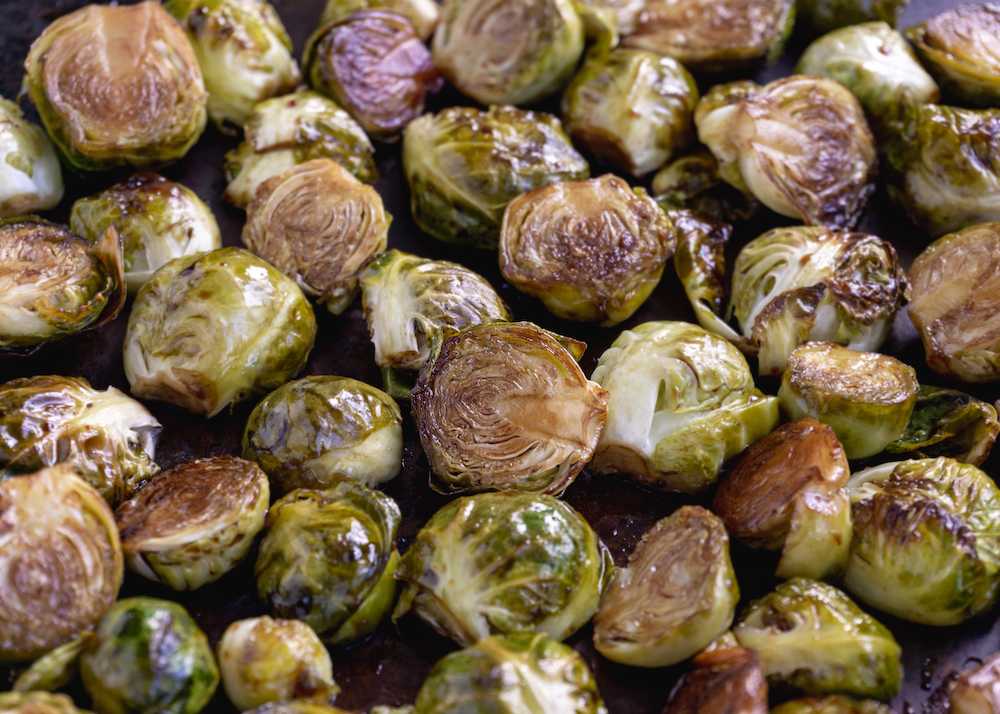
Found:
[80,597,219,714]
[217,617,339,711]
[303,10,441,142]
[402,105,590,249]
[795,0,908,39]
[0,375,161,506]
[779,342,919,460]
[393,491,614,647]
[886,385,1000,465]
[242,159,389,315]
[320,0,440,41]
[432,0,584,106]
[499,175,677,327]
[123,247,317,418]
[845,457,1000,626]
[951,652,1000,714]
[414,633,607,714]
[771,697,895,714]
[713,418,851,581]
[661,647,768,714]
[411,322,608,495]
[561,48,699,178]
[0,693,94,714]
[695,77,877,230]
[593,506,739,668]
[907,223,1000,382]
[255,482,401,646]
[242,376,403,496]
[164,0,301,131]
[223,89,377,209]
[22,1,208,172]
[0,219,125,355]
[590,321,780,495]
[359,250,512,373]
[0,465,123,665]
[0,97,62,217]
[732,578,902,701]
[70,172,222,295]
[115,456,270,591]
[653,151,760,223]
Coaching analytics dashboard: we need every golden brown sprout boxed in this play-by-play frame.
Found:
[951,653,1000,714]
[0,692,94,714]
[662,647,768,714]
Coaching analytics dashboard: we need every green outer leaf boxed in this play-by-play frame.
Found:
[886,385,999,465]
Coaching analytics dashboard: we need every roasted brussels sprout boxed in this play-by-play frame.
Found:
[22,1,207,172]
[393,491,613,646]
[771,697,894,714]
[886,385,999,465]
[411,322,608,495]
[622,0,794,72]
[80,597,219,714]
[576,0,643,34]
[244,704,355,714]
[255,482,401,646]
[951,653,1000,714]
[593,506,738,667]
[123,247,317,418]
[0,465,122,665]
[70,173,222,295]
[243,376,402,495]
[845,457,1000,625]
[661,647,768,714]
[499,175,676,326]
[796,23,940,144]
[359,250,511,373]
[796,0,908,39]
[0,693,93,714]
[0,218,125,355]
[320,0,440,41]
[414,633,606,714]
[590,321,780,494]
[714,418,851,580]
[164,0,300,130]
[402,105,589,249]
[0,97,62,217]
[217,617,339,711]
[732,578,902,701]
[242,159,389,315]
[779,342,919,460]
[115,456,269,591]
[11,633,92,694]
[561,49,698,178]
[907,222,1000,382]
[0,375,160,506]
[696,77,877,230]
[303,11,440,142]
[223,89,376,209]
[653,151,759,223]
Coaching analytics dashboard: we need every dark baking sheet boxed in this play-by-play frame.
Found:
[3,1,1000,712]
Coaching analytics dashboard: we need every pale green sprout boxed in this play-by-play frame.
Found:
[0,693,94,714]
[320,0,440,41]
[12,633,93,694]
[0,97,62,217]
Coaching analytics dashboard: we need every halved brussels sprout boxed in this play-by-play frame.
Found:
[0,219,125,355]
[242,159,389,315]
[779,342,919,460]
[123,247,317,418]
[255,482,401,646]
[796,0,907,40]
[223,89,376,209]
[576,0,643,34]
[886,385,999,465]
[414,633,606,714]
[115,456,269,591]
[713,418,851,580]
[70,173,222,295]
[303,11,441,142]
[411,322,608,495]
[590,321,780,494]
[80,597,219,714]
[796,23,940,144]
[0,693,93,714]
[561,49,698,178]
[593,506,738,668]
[695,77,877,230]
[242,376,403,495]
[0,375,160,506]
[164,0,301,130]
[622,0,794,72]
[393,491,614,646]
[907,222,1000,382]
[845,458,1000,625]
[22,1,208,172]
[653,151,759,223]
[359,250,511,373]
[499,175,676,327]
[951,653,1000,714]
[320,0,440,41]
[732,578,902,701]
[217,617,339,711]
[402,105,589,249]
[0,465,122,665]
[0,97,62,217]
[661,647,768,714]
[771,697,894,714]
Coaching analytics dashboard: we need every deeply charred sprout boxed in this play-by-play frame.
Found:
[320,0,440,41]
[0,97,62,217]
[393,491,614,646]
[771,697,895,714]
[951,653,1000,714]
[887,385,999,464]
[593,506,738,667]
[653,151,759,223]
[661,647,768,714]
